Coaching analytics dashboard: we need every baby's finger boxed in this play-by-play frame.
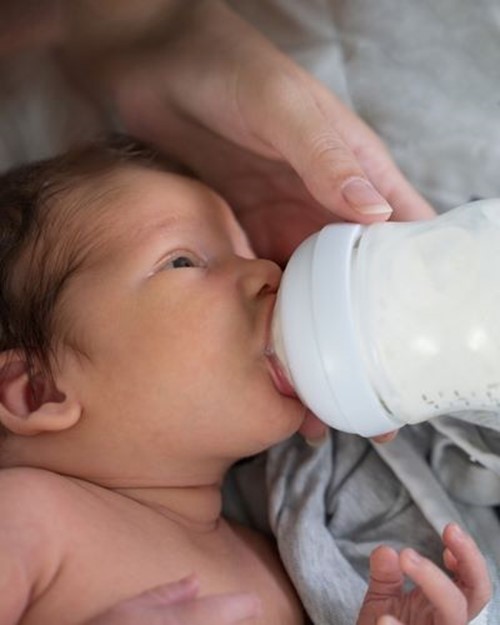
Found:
[366,546,404,598]
[84,589,260,625]
[443,547,458,573]
[400,549,467,625]
[120,575,200,608]
[173,591,262,624]
[442,523,492,618]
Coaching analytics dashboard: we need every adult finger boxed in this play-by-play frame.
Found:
[371,430,398,444]
[298,410,328,443]
[245,71,393,223]
[367,153,436,222]
[238,60,435,223]
[442,523,492,619]
[400,548,467,625]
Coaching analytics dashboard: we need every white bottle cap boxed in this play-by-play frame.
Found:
[274,224,403,437]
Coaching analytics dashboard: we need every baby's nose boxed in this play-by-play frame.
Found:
[237,257,282,297]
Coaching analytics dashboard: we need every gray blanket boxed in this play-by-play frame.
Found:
[225,416,500,624]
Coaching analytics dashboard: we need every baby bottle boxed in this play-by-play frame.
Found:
[271,198,500,437]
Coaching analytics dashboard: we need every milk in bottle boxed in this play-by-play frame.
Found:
[271,199,500,436]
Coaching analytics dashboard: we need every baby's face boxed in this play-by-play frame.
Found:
[58,168,305,479]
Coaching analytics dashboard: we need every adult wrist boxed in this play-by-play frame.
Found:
[56,0,219,97]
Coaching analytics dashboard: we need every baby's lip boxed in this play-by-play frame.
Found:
[265,348,297,398]
[264,297,297,398]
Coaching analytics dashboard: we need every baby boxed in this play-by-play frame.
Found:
[0,137,491,625]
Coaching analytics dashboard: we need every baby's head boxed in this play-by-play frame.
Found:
[0,136,173,378]
[0,137,304,485]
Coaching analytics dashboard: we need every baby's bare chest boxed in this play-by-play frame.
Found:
[21,500,304,625]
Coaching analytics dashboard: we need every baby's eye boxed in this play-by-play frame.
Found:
[171,255,196,269]
[160,252,203,271]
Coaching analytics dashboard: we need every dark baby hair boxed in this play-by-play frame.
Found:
[0,134,185,384]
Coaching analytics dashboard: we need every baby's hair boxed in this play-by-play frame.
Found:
[0,134,187,389]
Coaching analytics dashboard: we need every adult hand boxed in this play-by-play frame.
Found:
[356,524,491,625]
[60,0,435,265]
[83,575,261,625]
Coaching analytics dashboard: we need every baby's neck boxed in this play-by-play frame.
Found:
[112,481,224,532]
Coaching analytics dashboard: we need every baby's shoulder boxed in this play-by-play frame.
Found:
[0,467,81,531]
[0,468,80,607]
[0,465,74,499]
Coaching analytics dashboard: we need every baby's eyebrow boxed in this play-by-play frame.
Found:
[144,215,182,236]
[130,212,197,248]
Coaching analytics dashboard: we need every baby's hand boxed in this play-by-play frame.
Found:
[356,523,491,625]
[83,575,261,625]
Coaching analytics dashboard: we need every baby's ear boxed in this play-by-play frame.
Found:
[0,351,82,436]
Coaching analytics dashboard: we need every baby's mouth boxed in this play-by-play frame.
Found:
[264,346,297,398]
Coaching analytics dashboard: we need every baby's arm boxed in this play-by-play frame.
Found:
[0,469,64,623]
[0,553,31,623]
[356,523,491,625]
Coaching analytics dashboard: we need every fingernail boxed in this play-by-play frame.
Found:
[341,177,393,216]
[449,523,466,541]
[378,616,401,625]
[405,549,422,565]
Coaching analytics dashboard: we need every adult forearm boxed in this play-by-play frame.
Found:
[0,0,63,55]
[60,0,190,54]
[0,0,195,57]
[56,0,225,96]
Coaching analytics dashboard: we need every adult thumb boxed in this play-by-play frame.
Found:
[248,70,394,222]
